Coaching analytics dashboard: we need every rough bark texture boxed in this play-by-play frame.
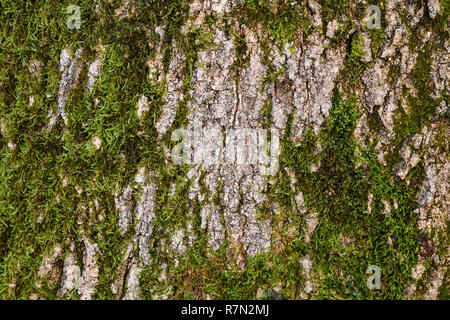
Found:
[0,0,448,299]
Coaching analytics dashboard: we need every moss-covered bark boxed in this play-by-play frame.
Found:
[0,0,448,300]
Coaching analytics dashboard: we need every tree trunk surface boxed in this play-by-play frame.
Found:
[0,0,448,300]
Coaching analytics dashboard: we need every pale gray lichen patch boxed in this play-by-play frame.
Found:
[115,0,138,19]
[136,95,150,120]
[423,269,445,299]
[407,122,449,298]
[289,32,346,143]
[270,43,295,137]
[427,0,442,19]
[180,24,274,260]
[133,182,157,265]
[362,60,389,112]
[119,168,158,299]
[78,237,99,300]
[155,43,186,138]
[29,59,43,77]
[304,211,319,244]
[58,253,81,298]
[430,39,450,99]
[49,48,83,129]
[298,254,315,297]
[35,246,63,293]
[234,27,268,128]
[393,144,421,180]
[123,263,142,300]
[326,20,339,39]
[308,0,322,28]
[86,44,105,92]
[187,27,236,128]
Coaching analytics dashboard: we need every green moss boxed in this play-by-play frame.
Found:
[368,28,387,58]
[267,89,420,299]
[319,0,351,26]
[367,109,384,133]
[346,33,369,86]
[438,270,449,300]
[387,64,400,84]
[231,31,250,86]
[235,0,312,46]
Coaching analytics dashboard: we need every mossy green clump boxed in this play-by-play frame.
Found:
[269,89,420,299]
[235,0,313,46]
[437,259,449,300]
